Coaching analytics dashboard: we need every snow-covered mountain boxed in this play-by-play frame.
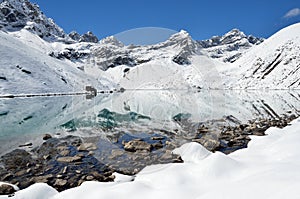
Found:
[0,30,108,95]
[1,0,300,92]
[227,23,300,89]
[198,29,264,63]
[51,30,199,71]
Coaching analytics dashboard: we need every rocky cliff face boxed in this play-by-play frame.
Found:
[69,31,99,43]
[0,0,67,41]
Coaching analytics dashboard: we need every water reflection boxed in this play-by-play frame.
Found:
[0,90,299,154]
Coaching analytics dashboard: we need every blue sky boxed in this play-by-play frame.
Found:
[31,0,300,44]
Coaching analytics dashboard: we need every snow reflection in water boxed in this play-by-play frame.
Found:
[0,90,299,154]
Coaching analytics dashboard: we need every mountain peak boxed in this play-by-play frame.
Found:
[198,29,264,48]
[224,28,246,38]
[0,0,66,41]
[178,29,189,36]
[168,30,191,42]
[79,31,99,43]
[99,36,124,47]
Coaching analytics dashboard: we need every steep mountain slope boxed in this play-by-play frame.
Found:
[0,31,107,95]
[228,23,300,89]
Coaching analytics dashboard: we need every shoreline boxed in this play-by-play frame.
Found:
[0,113,298,194]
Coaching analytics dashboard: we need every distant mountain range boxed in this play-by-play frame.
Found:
[0,0,299,94]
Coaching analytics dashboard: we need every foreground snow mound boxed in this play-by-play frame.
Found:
[173,142,211,163]
[12,183,58,199]
[230,23,300,89]
[3,118,300,199]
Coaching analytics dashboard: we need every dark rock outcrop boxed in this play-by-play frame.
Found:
[0,0,66,41]
[79,31,99,43]
[68,31,81,41]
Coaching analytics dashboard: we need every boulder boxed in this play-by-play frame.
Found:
[123,140,152,152]
[0,184,16,195]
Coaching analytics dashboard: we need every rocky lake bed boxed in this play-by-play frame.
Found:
[0,112,298,195]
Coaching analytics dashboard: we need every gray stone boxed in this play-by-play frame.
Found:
[59,150,70,156]
[78,143,97,151]
[54,179,67,187]
[86,175,94,181]
[33,174,53,183]
[57,156,82,163]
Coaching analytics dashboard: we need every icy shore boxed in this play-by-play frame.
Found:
[1,117,299,199]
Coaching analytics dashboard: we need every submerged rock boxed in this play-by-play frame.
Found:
[123,140,153,152]
[43,134,52,140]
[0,135,114,192]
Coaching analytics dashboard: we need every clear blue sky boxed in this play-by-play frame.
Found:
[31,0,300,43]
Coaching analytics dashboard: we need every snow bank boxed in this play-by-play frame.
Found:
[2,118,300,199]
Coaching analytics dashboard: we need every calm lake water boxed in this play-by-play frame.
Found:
[0,90,299,154]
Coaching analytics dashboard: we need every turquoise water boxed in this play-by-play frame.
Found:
[0,90,299,153]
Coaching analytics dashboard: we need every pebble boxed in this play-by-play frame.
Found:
[86,176,94,181]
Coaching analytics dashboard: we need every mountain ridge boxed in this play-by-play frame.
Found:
[0,0,99,43]
[0,0,299,91]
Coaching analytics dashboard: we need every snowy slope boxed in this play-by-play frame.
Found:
[0,30,107,95]
[227,23,300,89]
[4,118,300,199]
[89,23,300,90]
